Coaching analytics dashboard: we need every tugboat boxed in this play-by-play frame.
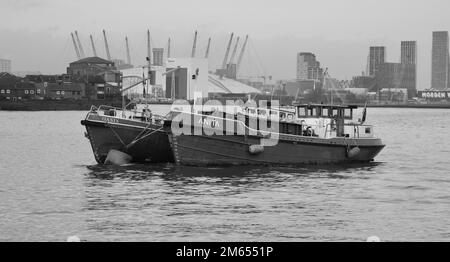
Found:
[81,104,174,164]
[164,103,385,166]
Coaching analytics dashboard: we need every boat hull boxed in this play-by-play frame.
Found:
[81,114,174,164]
[169,133,385,166]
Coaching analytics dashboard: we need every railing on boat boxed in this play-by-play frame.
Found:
[88,104,167,124]
[170,110,375,140]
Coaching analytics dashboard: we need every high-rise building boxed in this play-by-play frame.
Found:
[431,31,449,90]
[0,59,12,73]
[296,52,323,80]
[375,63,416,99]
[369,46,386,76]
[400,41,417,96]
[152,48,164,66]
[401,41,417,65]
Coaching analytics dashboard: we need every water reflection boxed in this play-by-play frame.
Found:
[84,162,383,182]
[2,109,450,241]
[81,162,382,217]
[81,162,383,241]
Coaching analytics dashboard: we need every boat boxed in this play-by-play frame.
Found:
[163,103,385,166]
[81,104,174,164]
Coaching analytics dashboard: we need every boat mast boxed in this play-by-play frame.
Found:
[323,68,331,105]
[147,29,151,104]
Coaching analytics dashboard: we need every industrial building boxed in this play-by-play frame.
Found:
[67,56,122,100]
[352,75,376,91]
[163,57,260,100]
[284,80,317,97]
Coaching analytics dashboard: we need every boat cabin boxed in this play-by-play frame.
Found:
[295,104,357,120]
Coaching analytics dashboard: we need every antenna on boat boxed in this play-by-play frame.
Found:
[360,101,368,124]
[323,68,331,105]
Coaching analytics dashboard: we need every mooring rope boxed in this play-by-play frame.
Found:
[106,122,127,147]
[126,126,164,150]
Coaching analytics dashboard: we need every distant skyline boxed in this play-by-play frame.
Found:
[431,31,450,90]
[1,0,450,89]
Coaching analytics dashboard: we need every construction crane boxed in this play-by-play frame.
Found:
[221,33,234,70]
[205,37,211,58]
[236,35,249,73]
[90,35,97,57]
[103,29,112,61]
[74,31,85,58]
[71,32,81,60]
[228,36,240,64]
[125,36,131,65]
[191,31,198,58]
[167,38,171,58]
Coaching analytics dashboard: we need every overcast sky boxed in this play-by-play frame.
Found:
[1,0,450,89]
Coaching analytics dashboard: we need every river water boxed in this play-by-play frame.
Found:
[0,108,449,241]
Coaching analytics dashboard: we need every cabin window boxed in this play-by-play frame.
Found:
[56,91,60,95]
[287,114,294,120]
[317,107,322,117]
[332,109,339,117]
[322,108,329,117]
[365,127,371,134]
[0,89,4,94]
[30,90,35,95]
[24,90,29,94]
[344,108,352,118]
[298,107,307,117]
[312,108,318,117]
[61,91,65,95]
[37,89,41,94]
[6,89,10,94]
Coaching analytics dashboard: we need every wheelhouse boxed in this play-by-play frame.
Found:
[295,104,358,120]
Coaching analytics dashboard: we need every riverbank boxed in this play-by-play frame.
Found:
[359,103,450,109]
[1,99,450,111]
[0,99,124,111]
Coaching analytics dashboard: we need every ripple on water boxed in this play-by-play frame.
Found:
[1,109,450,241]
